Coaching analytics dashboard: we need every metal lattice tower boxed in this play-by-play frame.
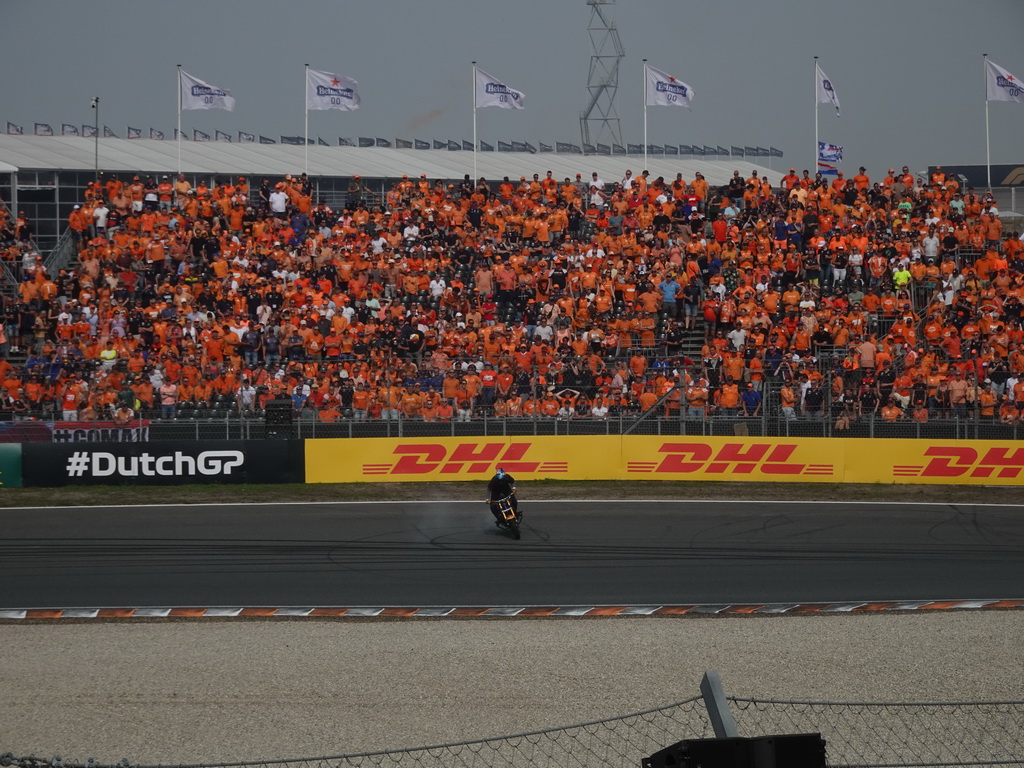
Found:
[580,0,624,151]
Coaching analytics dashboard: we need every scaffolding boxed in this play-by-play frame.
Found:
[579,0,625,152]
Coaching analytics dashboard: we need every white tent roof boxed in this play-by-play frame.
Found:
[0,136,783,186]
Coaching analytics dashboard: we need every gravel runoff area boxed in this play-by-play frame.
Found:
[2,614,1023,765]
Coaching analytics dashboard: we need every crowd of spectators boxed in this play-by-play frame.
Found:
[1,160,1023,428]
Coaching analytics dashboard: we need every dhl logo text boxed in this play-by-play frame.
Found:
[362,442,568,476]
[894,446,1024,479]
[627,443,833,476]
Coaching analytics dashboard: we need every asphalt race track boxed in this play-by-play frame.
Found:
[2,500,1023,609]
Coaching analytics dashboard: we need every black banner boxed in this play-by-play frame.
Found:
[928,164,1024,188]
[22,440,305,487]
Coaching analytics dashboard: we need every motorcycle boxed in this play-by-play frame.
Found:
[493,494,521,540]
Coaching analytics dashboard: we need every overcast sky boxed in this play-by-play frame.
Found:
[4,0,1024,176]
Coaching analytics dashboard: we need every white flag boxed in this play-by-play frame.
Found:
[307,69,360,111]
[645,65,694,107]
[986,59,1024,104]
[816,64,840,116]
[475,67,525,109]
[179,69,236,111]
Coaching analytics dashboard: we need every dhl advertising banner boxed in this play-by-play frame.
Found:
[306,436,1024,486]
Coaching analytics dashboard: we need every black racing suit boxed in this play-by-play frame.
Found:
[487,473,519,522]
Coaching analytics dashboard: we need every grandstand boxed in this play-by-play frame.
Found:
[0,134,1023,440]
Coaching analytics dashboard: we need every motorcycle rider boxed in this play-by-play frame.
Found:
[487,467,520,527]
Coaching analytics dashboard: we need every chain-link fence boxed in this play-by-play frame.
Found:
[728,698,1024,768]
[3,694,1022,768]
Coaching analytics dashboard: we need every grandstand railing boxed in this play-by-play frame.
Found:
[22,411,1022,442]
[43,225,79,277]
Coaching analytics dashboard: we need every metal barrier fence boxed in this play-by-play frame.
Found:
[2,695,1021,768]
[36,413,1024,442]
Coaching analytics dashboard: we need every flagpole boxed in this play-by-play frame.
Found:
[176,64,182,176]
[90,97,99,182]
[643,60,649,173]
[813,57,819,176]
[304,63,310,177]
[984,53,991,190]
[472,61,478,182]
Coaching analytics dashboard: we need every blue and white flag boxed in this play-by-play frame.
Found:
[62,124,79,136]
[34,123,53,136]
[7,122,23,135]
[986,59,1024,104]
[150,128,165,140]
[127,126,141,139]
[179,69,235,111]
[193,129,210,142]
[818,141,843,163]
[82,125,96,138]
[103,126,117,138]
[238,131,255,143]
[307,69,360,111]
[215,130,232,142]
[475,67,525,109]
[816,64,840,116]
[645,64,694,107]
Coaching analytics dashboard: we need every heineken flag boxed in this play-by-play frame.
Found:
[338,137,355,146]
[193,129,211,141]
[757,147,769,157]
[6,122,23,135]
[480,140,495,151]
[511,141,527,152]
[717,146,729,156]
[649,144,665,155]
[174,128,187,140]
[433,139,445,149]
[745,146,757,156]
[179,69,235,111]
[770,147,784,157]
[498,141,513,152]
[583,143,596,154]
[215,130,231,142]
[280,136,304,145]
[358,137,374,147]
[238,131,255,142]
[81,125,96,138]
[703,145,716,156]
[447,139,460,150]
[679,144,692,155]
[395,138,413,149]
[474,67,525,109]
[524,141,537,154]
[414,139,430,149]
[569,143,582,154]
[556,142,572,153]
[539,142,553,153]
[645,64,694,107]
[374,137,390,147]
[627,143,642,154]
[259,135,276,144]
[127,126,142,139]
[61,123,79,136]
[692,145,705,156]
[596,143,611,155]
[34,123,54,136]
[306,69,360,111]
[462,140,474,151]
[318,137,330,146]
[150,128,165,140]
[613,143,627,155]
[664,144,678,156]
[104,126,117,138]
[732,146,744,156]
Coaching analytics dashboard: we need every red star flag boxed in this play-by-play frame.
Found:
[179,70,235,111]
[307,69,360,111]
[986,59,1024,104]
[645,65,694,107]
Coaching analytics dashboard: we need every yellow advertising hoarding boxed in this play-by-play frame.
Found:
[306,435,1024,485]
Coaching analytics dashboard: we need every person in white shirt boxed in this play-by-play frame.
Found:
[268,188,288,218]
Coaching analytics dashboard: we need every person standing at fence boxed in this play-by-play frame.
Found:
[159,380,178,420]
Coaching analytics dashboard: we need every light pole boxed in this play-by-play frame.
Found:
[90,96,99,181]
